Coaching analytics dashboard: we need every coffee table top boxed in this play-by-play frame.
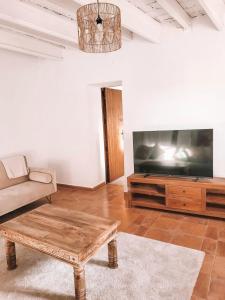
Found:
[0,204,120,265]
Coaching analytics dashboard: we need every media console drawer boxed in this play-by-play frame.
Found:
[167,196,203,212]
[167,185,202,200]
[167,186,203,211]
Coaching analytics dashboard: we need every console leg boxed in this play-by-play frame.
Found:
[108,239,118,269]
[74,266,86,300]
[5,240,17,270]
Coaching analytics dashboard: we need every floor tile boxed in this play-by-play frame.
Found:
[145,228,173,243]
[193,272,211,299]
[212,256,225,278]
[200,254,215,274]
[205,226,219,240]
[179,222,207,236]
[216,241,225,257]
[133,215,145,225]
[207,295,225,300]
[131,207,161,217]
[171,233,203,250]
[151,216,180,231]
[183,216,208,225]
[135,225,149,236]
[141,215,158,226]
[201,238,217,255]
[208,277,225,299]
[160,212,184,220]
[218,228,225,241]
[208,219,225,229]
[123,224,139,234]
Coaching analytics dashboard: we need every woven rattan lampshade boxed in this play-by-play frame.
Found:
[77,1,121,53]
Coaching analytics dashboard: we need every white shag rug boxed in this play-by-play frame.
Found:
[0,232,204,300]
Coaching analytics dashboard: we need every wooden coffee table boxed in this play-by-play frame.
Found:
[0,204,120,300]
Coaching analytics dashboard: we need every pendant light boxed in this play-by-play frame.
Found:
[77,1,122,53]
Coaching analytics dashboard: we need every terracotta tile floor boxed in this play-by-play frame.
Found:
[1,184,225,299]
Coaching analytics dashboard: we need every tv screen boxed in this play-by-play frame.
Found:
[133,129,213,178]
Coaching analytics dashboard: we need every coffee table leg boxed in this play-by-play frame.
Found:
[108,239,118,269]
[5,240,17,270]
[74,266,86,300]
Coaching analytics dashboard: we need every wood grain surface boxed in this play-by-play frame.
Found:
[0,204,120,265]
[102,88,124,182]
[128,174,225,218]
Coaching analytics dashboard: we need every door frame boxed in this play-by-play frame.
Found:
[101,88,110,183]
[87,80,123,185]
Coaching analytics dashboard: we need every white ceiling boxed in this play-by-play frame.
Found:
[0,0,224,59]
[19,0,225,30]
[128,0,207,28]
[20,0,79,20]
[128,0,181,28]
[47,0,79,16]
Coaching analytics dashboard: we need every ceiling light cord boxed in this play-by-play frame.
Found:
[97,0,100,16]
[96,0,103,24]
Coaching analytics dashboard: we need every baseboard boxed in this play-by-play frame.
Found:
[92,182,106,190]
[57,182,106,191]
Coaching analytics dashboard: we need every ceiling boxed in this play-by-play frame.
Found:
[0,0,224,59]
[128,0,206,28]
[20,0,225,30]
[20,0,79,20]
[128,0,181,28]
[176,0,205,18]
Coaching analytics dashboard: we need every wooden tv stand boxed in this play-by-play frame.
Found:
[127,174,225,219]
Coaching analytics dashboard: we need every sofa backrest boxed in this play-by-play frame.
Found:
[0,160,28,190]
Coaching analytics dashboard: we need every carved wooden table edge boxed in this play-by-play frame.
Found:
[0,220,120,300]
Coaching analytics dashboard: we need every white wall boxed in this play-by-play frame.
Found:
[1,16,225,187]
[0,46,129,187]
[123,18,225,179]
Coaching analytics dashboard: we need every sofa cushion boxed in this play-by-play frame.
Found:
[0,181,55,216]
[0,161,28,190]
[1,155,28,179]
[29,171,52,184]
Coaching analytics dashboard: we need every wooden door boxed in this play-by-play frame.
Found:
[102,88,124,182]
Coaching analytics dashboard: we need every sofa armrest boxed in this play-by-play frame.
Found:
[29,167,57,192]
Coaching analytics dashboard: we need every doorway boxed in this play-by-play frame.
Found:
[102,87,124,183]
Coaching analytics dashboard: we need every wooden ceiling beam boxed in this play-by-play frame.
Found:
[0,0,77,48]
[20,0,77,21]
[156,0,191,29]
[197,0,225,30]
[0,27,64,59]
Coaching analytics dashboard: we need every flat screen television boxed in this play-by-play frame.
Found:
[133,129,213,178]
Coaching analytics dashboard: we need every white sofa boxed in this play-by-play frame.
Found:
[0,158,57,216]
